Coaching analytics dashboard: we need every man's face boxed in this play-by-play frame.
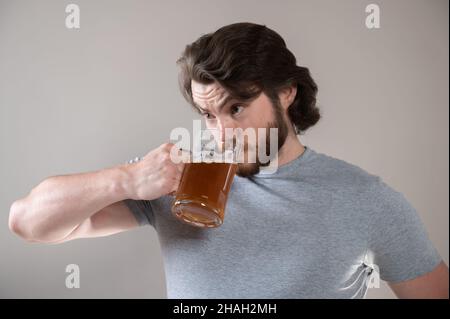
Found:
[191,80,289,177]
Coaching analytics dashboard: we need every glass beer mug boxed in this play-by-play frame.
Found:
[171,129,242,228]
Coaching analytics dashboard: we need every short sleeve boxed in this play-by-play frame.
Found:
[366,177,442,283]
[123,199,155,227]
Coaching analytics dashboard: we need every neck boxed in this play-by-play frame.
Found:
[277,131,305,167]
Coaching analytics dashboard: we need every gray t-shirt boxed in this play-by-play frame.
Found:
[124,146,441,299]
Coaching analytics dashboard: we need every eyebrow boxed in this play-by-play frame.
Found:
[194,95,235,113]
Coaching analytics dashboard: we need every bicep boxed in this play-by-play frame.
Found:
[50,201,140,243]
[388,261,449,299]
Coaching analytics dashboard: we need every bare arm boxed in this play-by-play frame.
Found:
[8,143,184,244]
[389,261,449,299]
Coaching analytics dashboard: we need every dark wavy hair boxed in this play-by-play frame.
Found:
[176,22,320,134]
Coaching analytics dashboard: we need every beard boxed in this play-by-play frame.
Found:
[236,104,289,178]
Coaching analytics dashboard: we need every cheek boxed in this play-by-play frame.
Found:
[245,105,274,128]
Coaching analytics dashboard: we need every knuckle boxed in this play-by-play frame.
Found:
[162,153,173,164]
[160,143,174,151]
[157,152,169,164]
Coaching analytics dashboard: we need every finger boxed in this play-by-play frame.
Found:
[169,146,188,164]
[175,162,185,174]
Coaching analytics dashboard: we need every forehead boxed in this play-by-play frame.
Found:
[191,80,231,107]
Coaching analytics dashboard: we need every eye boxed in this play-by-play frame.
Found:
[230,104,244,116]
[201,112,215,120]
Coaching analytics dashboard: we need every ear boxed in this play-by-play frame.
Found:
[279,84,297,110]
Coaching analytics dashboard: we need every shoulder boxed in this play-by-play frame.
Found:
[311,150,413,212]
[306,149,379,194]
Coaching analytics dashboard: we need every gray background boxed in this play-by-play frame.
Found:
[0,0,448,298]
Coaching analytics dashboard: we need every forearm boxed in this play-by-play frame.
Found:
[9,143,185,243]
[9,164,132,242]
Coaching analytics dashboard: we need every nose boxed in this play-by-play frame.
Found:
[217,118,236,143]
